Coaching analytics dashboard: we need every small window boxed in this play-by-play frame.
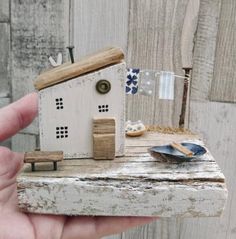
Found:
[56,126,68,139]
[98,104,109,113]
[55,98,64,110]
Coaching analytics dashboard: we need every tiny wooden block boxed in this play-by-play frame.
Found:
[24,151,63,171]
[93,117,116,134]
[93,134,115,159]
[93,118,115,159]
[170,142,193,156]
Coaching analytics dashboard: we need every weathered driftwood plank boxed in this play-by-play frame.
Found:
[34,47,124,90]
[210,0,236,103]
[24,151,63,163]
[170,142,194,157]
[17,178,226,217]
[20,162,224,182]
[17,132,227,217]
[93,118,116,160]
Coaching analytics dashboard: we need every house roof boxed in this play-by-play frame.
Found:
[34,47,124,90]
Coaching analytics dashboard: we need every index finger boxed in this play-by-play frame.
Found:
[0,93,38,142]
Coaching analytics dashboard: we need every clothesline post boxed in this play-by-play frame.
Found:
[179,67,192,128]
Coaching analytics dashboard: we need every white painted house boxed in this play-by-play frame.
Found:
[34,47,126,159]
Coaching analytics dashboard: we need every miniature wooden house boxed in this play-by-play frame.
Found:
[34,47,126,159]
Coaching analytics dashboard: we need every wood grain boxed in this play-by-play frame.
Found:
[17,178,226,217]
[93,134,115,160]
[11,0,70,135]
[24,151,63,163]
[73,0,129,59]
[93,117,116,134]
[35,47,124,90]
[3,0,234,238]
[190,0,221,101]
[180,101,236,239]
[181,0,200,68]
[210,0,236,102]
[170,142,193,157]
[93,118,116,159]
[126,0,193,127]
[0,1,9,22]
[17,132,227,217]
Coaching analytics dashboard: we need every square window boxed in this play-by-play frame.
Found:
[98,104,109,113]
[56,126,68,139]
[55,98,64,110]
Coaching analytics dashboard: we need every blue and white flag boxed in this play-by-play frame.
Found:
[126,68,140,94]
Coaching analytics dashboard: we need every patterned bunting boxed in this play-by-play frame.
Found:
[138,70,155,96]
[126,68,140,94]
[126,68,178,99]
[159,71,175,100]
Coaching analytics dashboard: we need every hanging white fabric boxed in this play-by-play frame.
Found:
[159,71,175,100]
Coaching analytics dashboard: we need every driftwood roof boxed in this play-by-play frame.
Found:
[34,47,124,90]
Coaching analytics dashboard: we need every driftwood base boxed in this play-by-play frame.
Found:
[17,132,227,217]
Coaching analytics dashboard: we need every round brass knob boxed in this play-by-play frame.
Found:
[96,80,111,94]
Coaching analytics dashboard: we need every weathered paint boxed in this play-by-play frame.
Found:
[17,133,227,217]
[39,62,126,158]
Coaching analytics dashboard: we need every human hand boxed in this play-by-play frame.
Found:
[0,93,156,239]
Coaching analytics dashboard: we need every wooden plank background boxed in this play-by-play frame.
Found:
[210,0,236,103]
[0,0,235,238]
[126,0,189,126]
[10,0,70,151]
[0,1,9,22]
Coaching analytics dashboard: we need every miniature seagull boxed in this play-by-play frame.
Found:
[48,52,63,67]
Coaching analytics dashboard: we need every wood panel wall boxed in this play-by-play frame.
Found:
[73,0,198,127]
[0,1,11,148]
[0,0,235,238]
[9,0,70,151]
[186,0,236,239]
[210,0,236,103]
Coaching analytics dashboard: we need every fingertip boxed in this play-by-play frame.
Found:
[10,92,38,131]
[18,92,38,116]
